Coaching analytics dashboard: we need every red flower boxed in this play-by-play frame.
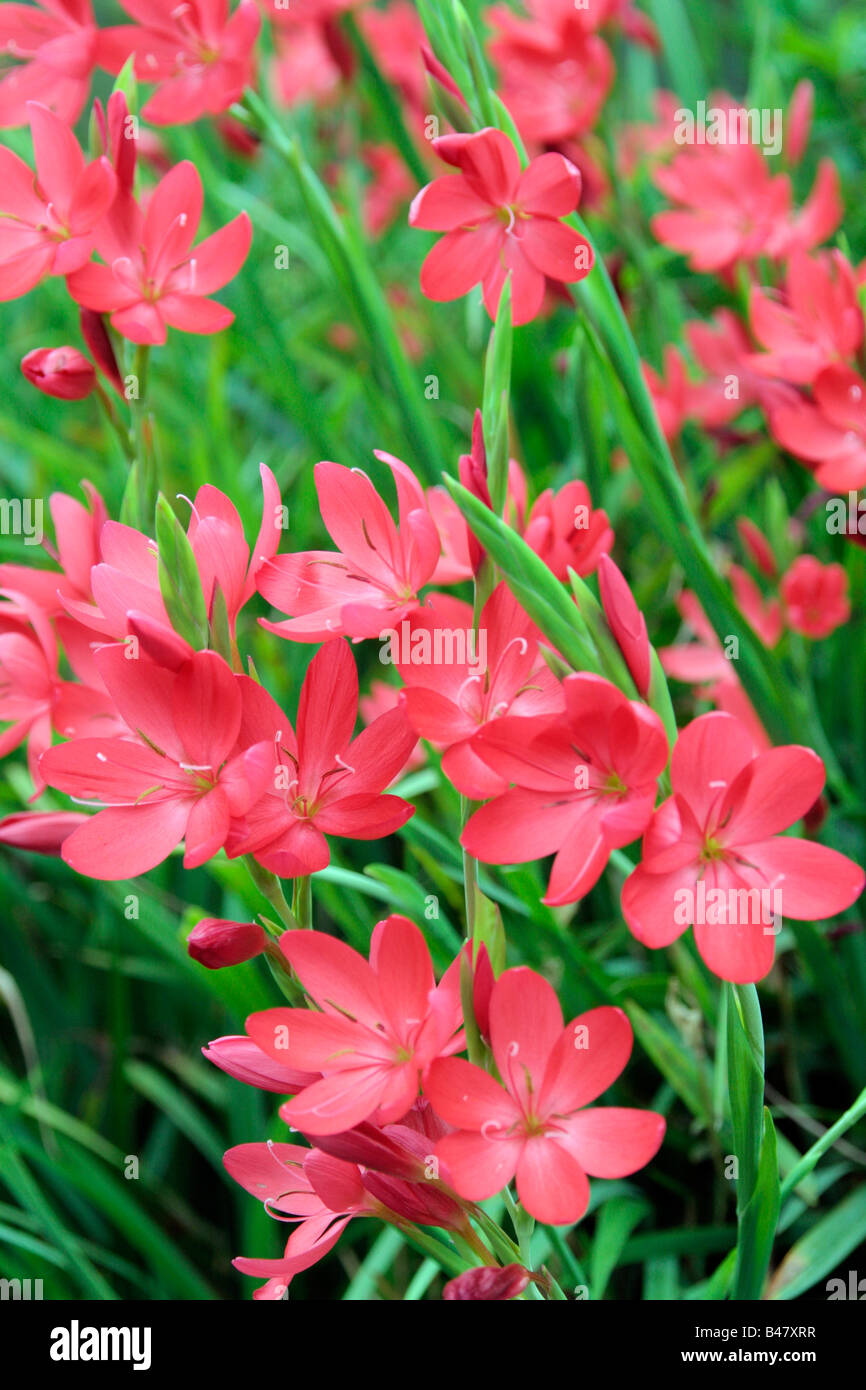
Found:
[98,0,261,127]
[748,250,863,385]
[622,712,864,982]
[523,479,613,580]
[39,646,272,879]
[0,0,98,128]
[409,127,593,324]
[0,100,115,300]
[395,583,564,799]
[66,160,251,345]
[770,364,866,491]
[597,554,651,695]
[20,345,95,399]
[780,555,850,639]
[257,453,439,641]
[462,672,668,905]
[226,638,417,876]
[245,916,464,1135]
[187,917,267,969]
[425,968,665,1225]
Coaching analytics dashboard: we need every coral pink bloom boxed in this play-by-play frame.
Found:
[659,591,769,752]
[770,364,866,491]
[523,480,613,581]
[66,160,251,345]
[728,564,783,647]
[0,0,97,127]
[651,141,841,275]
[780,555,850,638]
[485,2,614,146]
[622,712,864,982]
[684,309,799,419]
[598,554,651,696]
[0,591,117,793]
[0,808,88,853]
[359,680,425,774]
[396,584,564,799]
[226,638,417,876]
[21,345,95,399]
[0,480,106,615]
[463,672,668,905]
[0,101,115,300]
[184,463,282,633]
[257,453,439,641]
[39,646,271,879]
[410,128,593,325]
[98,0,260,126]
[245,916,464,1136]
[425,969,665,1225]
[203,1034,317,1094]
[225,1141,374,1298]
[747,250,864,385]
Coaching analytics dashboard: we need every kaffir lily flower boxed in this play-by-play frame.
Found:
[770,364,866,491]
[425,968,665,1226]
[20,346,95,399]
[462,672,668,905]
[780,555,850,639]
[598,553,651,695]
[256,452,440,641]
[0,101,115,300]
[747,249,864,385]
[98,0,261,127]
[245,916,464,1135]
[226,637,417,876]
[409,127,594,325]
[395,583,564,800]
[39,646,272,879]
[66,159,251,345]
[0,0,99,127]
[659,591,769,752]
[622,711,865,982]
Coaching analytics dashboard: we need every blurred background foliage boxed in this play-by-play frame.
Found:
[1,0,865,1299]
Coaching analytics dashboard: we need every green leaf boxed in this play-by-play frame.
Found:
[590,1196,649,1299]
[767,1185,866,1301]
[154,493,209,649]
[732,1108,781,1299]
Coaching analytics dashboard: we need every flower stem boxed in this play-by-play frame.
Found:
[292,874,313,930]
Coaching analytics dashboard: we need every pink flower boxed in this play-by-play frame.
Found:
[98,0,261,126]
[425,968,665,1225]
[462,672,668,905]
[659,591,770,752]
[257,453,439,641]
[780,555,850,638]
[0,0,98,127]
[684,309,800,419]
[39,646,272,879]
[226,637,417,876]
[0,591,117,793]
[443,1264,530,1301]
[224,1141,374,1297]
[770,364,866,491]
[359,679,425,774]
[622,712,865,982]
[0,101,115,300]
[245,915,464,1135]
[187,917,267,969]
[728,565,783,648]
[66,159,251,345]
[0,809,88,853]
[485,2,614,146]
[184,465,283,633]
[396,584,564,799]
[203,1034,317,1094]
[598,553,651,695]
[409,127,593,325]
[0,481,106,616]
[522,479,613,580]
[652,139,841,275]
[747,250,863,385]
[21,345,95,399]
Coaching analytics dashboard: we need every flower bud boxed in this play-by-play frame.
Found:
[187,918,267,969]
[21,348,95,401]
[442,1264,530,1301]
[0,811,88,855]
[598,554,651,695]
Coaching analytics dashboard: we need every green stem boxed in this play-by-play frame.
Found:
[243,856,299,931]
[780,1085,866,1201]
[292,875,313,930]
